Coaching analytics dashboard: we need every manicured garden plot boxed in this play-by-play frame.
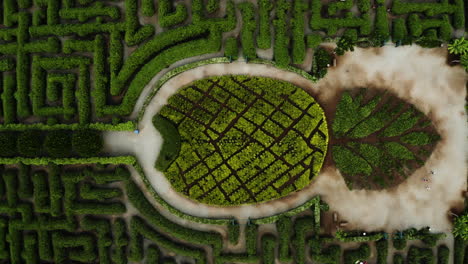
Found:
[0,0,462,263]
[332,89,440,190]
[156,75,328,205]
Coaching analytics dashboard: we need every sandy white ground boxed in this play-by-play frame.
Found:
[104,45,467,234]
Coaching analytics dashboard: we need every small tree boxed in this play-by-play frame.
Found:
[448,37,468,55]
[453,213,468,240]
[335,36,355,55]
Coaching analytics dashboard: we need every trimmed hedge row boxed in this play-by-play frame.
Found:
[407,246,434,264]
[238,2,257,59]
[376,239,388,264]
[343,244,370,264]
[261,234,276,264]
[291,0,307,64]
[312,47,332,79]
[228,220,240,244]
[437,245,449,264]
[0,129,103,158]
[277,216,293,261]
[273,0,291,66]
[158,0,188,28]
[125,180,224,253]
[257,0,273,49]
[293,217,314,264]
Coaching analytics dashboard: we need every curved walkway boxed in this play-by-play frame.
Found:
[104,45,466,232]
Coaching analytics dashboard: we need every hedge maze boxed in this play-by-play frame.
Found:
[156,76,328,205]
[0,165,462,263]
[0,0,464,126]
[0,0,463,263]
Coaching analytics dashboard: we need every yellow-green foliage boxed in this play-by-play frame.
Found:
[156,75,328,205]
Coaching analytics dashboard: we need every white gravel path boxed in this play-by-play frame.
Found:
[104,45,467,233]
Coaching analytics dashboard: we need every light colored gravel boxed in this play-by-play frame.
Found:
[104,44,467,234]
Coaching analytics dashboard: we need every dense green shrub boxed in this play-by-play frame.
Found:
[393,253,404,264]
[453,236,466,264]
[228,221,240,244]
[376,239,388,264]
[158,0,188,28]
[72,129,103,157]
[277,216,292,261]
[0,132,17,157]
[246,224,258,256]
[261,234,276,264]
[273,0,291,66]
[357,0,370,12]
[407,246,434,264]
[257,0,273,49]
[291,0,306,64]
[153,115,180,171]
[17,130,43,157]
[393,235,407,250]
[238,2,256,59]
[293,217,314,264]
[343,244,370,264]
[224,37,238,60]
[310,241,341,264]
[313,47,331,79]
[44,130,72,157]
[307,34,322,49]
[437,245,449,264]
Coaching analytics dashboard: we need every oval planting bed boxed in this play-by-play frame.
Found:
[153,75,328,206]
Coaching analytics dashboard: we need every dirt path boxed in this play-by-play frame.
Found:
[104,44,466,234]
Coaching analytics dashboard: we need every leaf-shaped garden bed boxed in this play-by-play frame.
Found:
[331,89,440,190]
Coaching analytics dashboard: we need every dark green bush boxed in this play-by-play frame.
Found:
[44,130,72,157]
[277,216,292,261]
[158,0,188,27]
[273,0,291,66]
[407,246,434,264]
[224,37,239,59]
[246,224,258,256]
[376,239,388,264]
[313,47,331,79]
[437,245,449,264]
[153,115,181,171]
[257,0,273,49]
[228,221,240,244]
[261,234,276,264]
[453,236,466,264]
[393,253,404,264]
[17,130,43,157]
[393,235,407,250]
[238,2,256,59]
[291,0,306,64]
[293,217,314,264]
[0,132,17,157]
[72,129,103,157]
[343,244,370,264]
